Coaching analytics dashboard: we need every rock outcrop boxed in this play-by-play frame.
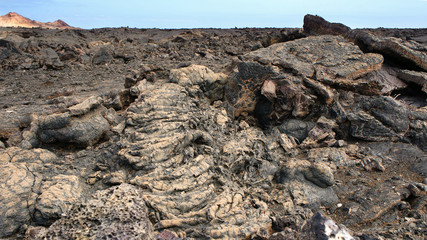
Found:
[398,69,427,93]
[119,76,272,239]
[226,35,385,125]
[30,96,111,147]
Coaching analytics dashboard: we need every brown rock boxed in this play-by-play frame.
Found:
[244,35,383,80]
[350,30,427,71]
[303,14,351,36]
[398,69,427,94]
[226,35,383,120]
[261,80,277,101]
[341,181,402,225]
[34,175,85,225]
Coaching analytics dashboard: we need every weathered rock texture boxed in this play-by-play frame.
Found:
[119,78,272,239]
[0,147,87,237]
[350,30,427,71]
[30,96,111,147]
[226,35,384,125]
[36,184,154,239]
[398,69,427,93]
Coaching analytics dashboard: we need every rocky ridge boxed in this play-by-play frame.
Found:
[0,15,426,239]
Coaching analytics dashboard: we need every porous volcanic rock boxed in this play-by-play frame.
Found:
[35,184,154,239]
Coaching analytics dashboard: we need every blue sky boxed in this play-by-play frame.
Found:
[0,0,426,29]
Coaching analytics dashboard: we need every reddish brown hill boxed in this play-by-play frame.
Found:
[0,12,78,29]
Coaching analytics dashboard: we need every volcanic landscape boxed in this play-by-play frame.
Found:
[0,13,426,239]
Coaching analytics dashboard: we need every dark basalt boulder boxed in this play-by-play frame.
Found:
[303,14,351,36]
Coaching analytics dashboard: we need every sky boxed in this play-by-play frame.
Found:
[0,0,426,29]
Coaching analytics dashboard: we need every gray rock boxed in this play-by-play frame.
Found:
[155,230,182,240]
[349,30,427,71]
[169,64,227,101]
[225,35,384,121]
[301,116,338,148]
[34,175,85,226]
[278,119,316,143]
[361,156,385,172]
[102,170,127,185]
[348,111,400,142]
[307,147,359,167]
[244,35,383,79]
[303,163,335,188]
[0,140,4,148]
[339,181,402,225]
[37,184,154,239]
[411,156,427,176]
[0,162,40,237]
[359,96,410,134]
[37,109,109,146]
[398,70,427,94]
[289,180,338,210]
[274,161,338,210]
[92,47,112,65]
[40,48,64,70]
[225,61,279,117]
[303,14,351,36]
[33,97,110,147]
[6,131,22,147]
[120,80,272,238]
[406,119,427,152]
[66,96,103,116]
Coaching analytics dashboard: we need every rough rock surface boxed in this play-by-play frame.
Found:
[226,35,385,123]
[0,162,39,237]
[398,69,427,93]
[350,30,427,71]
[33,174,84,225]
[36,184,154,239]
[31,96,111,147]
[120,78,272,239]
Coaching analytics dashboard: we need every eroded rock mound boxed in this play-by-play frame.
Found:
[226,35,384,124]
[119,76,272,239]
[29,96,111,147]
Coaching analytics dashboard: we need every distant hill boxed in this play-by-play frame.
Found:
[0,12,78,29]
